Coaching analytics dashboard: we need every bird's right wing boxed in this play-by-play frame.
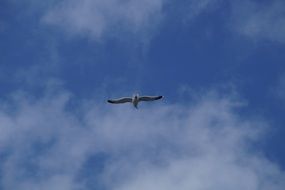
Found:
[107,97,132,104]
[139,96,163,102]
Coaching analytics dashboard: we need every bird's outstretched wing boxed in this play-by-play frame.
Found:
[139,96,163,102]
[107,97,132,104]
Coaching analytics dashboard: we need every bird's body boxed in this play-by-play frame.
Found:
[132,95,139,108]
[107,94,163,108]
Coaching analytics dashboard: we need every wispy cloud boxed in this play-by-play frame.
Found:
[230,0,285,43]
[182,0,219,22]
[42,0,164,41]
[0,89,284,189]
[175,0,285,44]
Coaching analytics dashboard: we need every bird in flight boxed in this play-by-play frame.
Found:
[107,94,163,108]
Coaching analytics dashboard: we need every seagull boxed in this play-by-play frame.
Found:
[107,94,163,108]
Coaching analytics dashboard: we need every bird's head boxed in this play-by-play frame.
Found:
[133,93,139,99]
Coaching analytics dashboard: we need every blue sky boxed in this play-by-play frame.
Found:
[1,0,285,189]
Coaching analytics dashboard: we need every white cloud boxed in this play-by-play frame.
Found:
[43,0,164,40]
[0,90,284,190]
[230,0,285,43]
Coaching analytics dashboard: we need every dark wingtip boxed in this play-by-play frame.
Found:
[107,100,113,103]
[154,96,163,100]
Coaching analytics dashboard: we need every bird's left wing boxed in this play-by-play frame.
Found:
[107,97,132,104]
[139,96,163,102]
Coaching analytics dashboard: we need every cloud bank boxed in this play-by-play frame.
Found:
[0,90,284,190]
[12,0,285,44]
[43,0,164,40]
